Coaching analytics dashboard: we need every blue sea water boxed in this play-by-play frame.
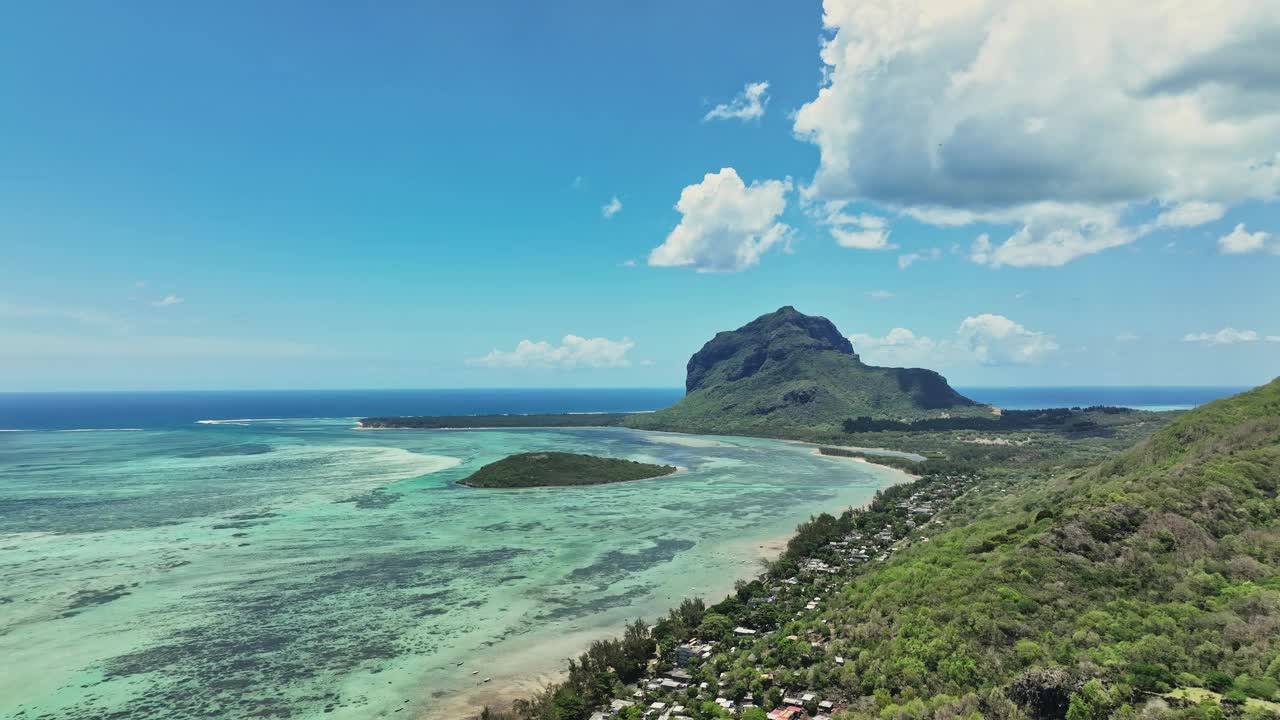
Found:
[956,386,1247,412]
[0,388,684,430]
[0,386,1246,431]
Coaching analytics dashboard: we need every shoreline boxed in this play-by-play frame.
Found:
[808,447,922,480]
[443,459,910,720]
[431,530,796,720]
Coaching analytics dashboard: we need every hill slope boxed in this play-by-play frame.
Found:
[627,306,984,436]
[752,377,1280,717]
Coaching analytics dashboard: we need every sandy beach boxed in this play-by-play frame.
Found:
[808,447,922,480]
[428,528,795,720]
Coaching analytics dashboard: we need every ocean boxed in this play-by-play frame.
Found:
[0,385,1244,720]
[0,394,894,720]
[0,385,1243,431]
[956,385,1246,412]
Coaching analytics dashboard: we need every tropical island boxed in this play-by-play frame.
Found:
[459,452,677,488]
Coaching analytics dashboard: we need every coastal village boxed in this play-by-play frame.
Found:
[556,464,982,720]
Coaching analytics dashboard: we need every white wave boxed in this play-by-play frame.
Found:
[1,428,145,433]
[196,417,357,426]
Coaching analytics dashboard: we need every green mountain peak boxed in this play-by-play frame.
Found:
[630,306,984,437]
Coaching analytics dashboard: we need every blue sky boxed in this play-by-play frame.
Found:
[2,0,1278,391]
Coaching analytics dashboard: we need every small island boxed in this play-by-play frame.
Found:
[459,452,677,489]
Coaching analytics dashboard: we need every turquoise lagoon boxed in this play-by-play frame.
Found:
[0,419,904,720]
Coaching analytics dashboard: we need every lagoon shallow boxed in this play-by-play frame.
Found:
[0,420,901,720]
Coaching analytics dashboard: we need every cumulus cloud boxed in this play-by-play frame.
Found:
[602,195,623,219]
[849,327,939,367]
[1217,222,1276,254]
[469,335,635,369]
[967,207,1137,268]
[850,314,1057,367]
[649,168,793,272]
[805,198,894,250]
[958,314,1059,365]
[152,295,184,307]
[898,247,943,269]
[1182,327,1260,345]
[1152,201,1226,229]
[793,0,1280,268]
[704,81,770,122]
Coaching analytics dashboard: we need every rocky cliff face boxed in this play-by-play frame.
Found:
[628,306,981,436]
[685,306,858,392]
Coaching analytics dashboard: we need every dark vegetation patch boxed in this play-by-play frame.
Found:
[460,452,676,489]
[62,585,131,615]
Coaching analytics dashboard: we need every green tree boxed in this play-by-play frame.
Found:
[1065,680,1112,720]
[698,613,735,642]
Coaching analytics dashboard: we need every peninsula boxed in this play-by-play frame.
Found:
[458,452,677,488]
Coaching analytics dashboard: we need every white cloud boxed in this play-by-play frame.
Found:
[850,314,1057,367]
[602,195,623,219]
[1182,327,1260,345]
[468,335,635,369]
[898,247,942,269]
[1152,201,1226,229]
[649,168,794,272]
[793,0,1280,268]
[866,289,894,299]
[1217,222,1276,254]
[620,259,637,267]
[152,295,184,307]
[849,327,939,367]
[1267,336,1280,343]
[957,314,1059,365]
[1116,332,1141,343]
[571,175,584,190]
[704,81,770,122]
[967,207,1138,267]
[806,198,895,250]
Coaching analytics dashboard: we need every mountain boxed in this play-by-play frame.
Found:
[627,306,984,436]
